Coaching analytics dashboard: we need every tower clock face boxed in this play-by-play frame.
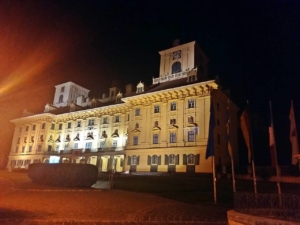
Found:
[172,50,181,60]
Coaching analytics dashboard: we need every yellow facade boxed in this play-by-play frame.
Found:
[7,41,239,174]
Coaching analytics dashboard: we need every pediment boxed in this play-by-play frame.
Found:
[152,126,161,132]
[131,128,140,134]
[168,124,178,130]
[186,122,198,127]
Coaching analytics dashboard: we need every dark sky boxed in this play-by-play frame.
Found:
[0,0,299,166]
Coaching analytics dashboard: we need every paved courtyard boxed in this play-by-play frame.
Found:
[0,177,230,225]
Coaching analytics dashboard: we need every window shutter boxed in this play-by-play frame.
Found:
[164,154,169,165]
[158,155,161,165]
[127,156,131,165]
[183,154,187,165]
[107,158,111,170]
[195,154,200,165]
[147,155,151,165]
[114,158,118,168]
[176,154,179,165]
[120,158,124,167]
[137,156,140,165]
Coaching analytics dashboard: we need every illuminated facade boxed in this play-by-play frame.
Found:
[7,41,239,173]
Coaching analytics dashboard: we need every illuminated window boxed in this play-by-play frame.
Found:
[188,99,195,108]
[188,131,195,142]
[133,136,138,145]
[154,105,160,113]
[131,156,137,165]
[135,108,140,116]
[85,142,92,149]
[170,133,176,143]
[153,134,159,144]
[112,140,117,148]
[169,154,175,164]
[100,141,105,149]
[151,155,158,164]
[88,119,94,126]
[170,102,176,111]
[103,117,108,124]
[187,154,195,165]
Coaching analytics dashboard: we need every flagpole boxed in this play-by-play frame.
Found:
[212,156,217,204]
[247,100,257,194]
[227,99,236,193]
[269,101,281,195]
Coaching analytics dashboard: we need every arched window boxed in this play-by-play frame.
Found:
[131,155,137,165]
[172,62,181,74]
[152,155,158,164]
[187,154,195,165]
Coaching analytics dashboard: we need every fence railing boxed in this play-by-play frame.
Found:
[234,192,300,222]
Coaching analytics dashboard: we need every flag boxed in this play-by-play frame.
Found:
[290,101,299,165]
[269,118,276,167]
[240,108,251,163]
[226,101,233,158]
[206,101,215,159]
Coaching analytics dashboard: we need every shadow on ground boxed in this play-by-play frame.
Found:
[0,208,50,220]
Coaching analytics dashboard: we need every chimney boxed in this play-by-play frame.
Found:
[125,84,132,96]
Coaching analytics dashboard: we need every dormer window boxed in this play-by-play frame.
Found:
[136,81,144,93]
[188,74,197,82]
[61,86,65,93]
[116,92,122,103]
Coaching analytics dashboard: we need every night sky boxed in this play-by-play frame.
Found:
[0,0,299,167]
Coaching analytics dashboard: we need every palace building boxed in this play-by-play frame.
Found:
[7,41,239,174]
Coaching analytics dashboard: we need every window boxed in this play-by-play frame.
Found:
[88,119,94,126]
[154,105,160,113]
[127,114,130,121]
[67,122,71,129]
[188,99,195,108]
[135,108,140,116]
[59,124,62,130]
[135,123,139,129]
[74,143,78,149]
[188,131,195,142]
[40,135,43,141]
[61,86,65,93]
[37,145,42,152]
[170,119,176,125]
[154,121,158,127]
[151,155,158,164]
[131,156,137,165]
[55,145,59,151]
[153,134,159,144]
[29,146,32,152]
[22,146,25,153]
[59,94,63,103]
[133,136,138,145]
[188,116,194,123]
[26,126,29,132]
[170,102,176,111]
[51,124,55,130]
[188,75,196,82]
[33,125,36,131]
[47,145,52,152]
[77,121,81,127]
[24,137,27,143]
[115,115,119,123]
[42,123,45,129]
[85,142,92,149]
[64,144,68,150]
[103,117,108,124]
[172,61,181,74]
[100,141,105,149]
[170,133,176,143]
[169,154,175,164]
[112,140,117,148]
[15,147,18,153]
[31,136,34,143]
[187,154,195,165]
[137,87,143,93]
